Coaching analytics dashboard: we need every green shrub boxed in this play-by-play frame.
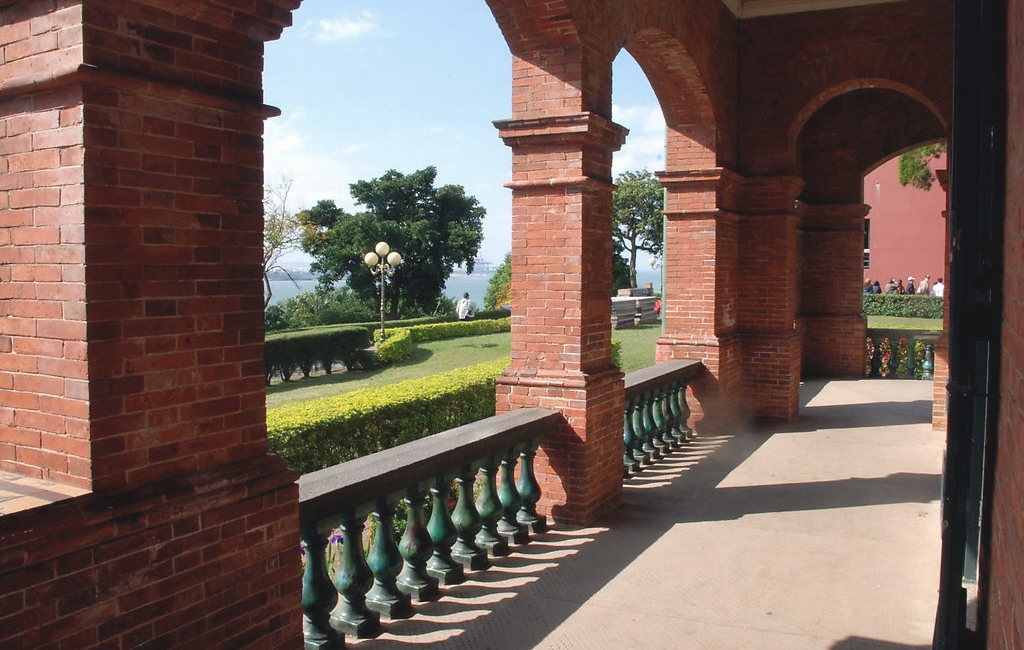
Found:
[404,317,511,343]
[863,294,943,319]
[611,339,622,368]
[374,327,414,364]
[265,325,371,384]
[267,357,512,472]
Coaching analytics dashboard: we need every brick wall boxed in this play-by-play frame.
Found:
[0,2,303,647]
[988,0,1024,644]
[0,3,90,487]
[0,458,302,649]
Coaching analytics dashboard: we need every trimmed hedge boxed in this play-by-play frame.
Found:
[403,317,511,343]
[267,356,511,473]
[265,325,371,384]
[862,294,943,319]
[374,327,414,364]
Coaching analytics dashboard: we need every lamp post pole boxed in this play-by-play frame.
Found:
[364,241,402,341]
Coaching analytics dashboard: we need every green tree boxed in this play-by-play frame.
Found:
[263,178,303,309]
[300,167,485,319]
[613,169,664,288]
[897,143,946,190]
[484,252,512,310]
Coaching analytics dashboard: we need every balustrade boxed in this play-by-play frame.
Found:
[622,360,703,477]
[298,407,559,648]
[864,329,941,380]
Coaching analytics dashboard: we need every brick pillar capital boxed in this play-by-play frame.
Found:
[736,175,805,214]
[657,167,744,213]
[798,202,871,231]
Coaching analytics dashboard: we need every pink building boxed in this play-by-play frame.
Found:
[863,152,947,289]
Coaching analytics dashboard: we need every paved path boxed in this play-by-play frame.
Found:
[352,379,944,649]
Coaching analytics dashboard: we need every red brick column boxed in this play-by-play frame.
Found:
[494,113,627,526]
[655,168,743,429]
[800,203,871,378]
[0,3,302,647]
[736,176,805,420]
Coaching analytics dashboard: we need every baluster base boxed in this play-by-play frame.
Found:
[305,638,343,650]
[426,559,465,586]
[303,621,343,650]
[517,512,548,535]
[452,545,491,571]
[366,589,413,620]
[397,573,440,602]
[497,520,530,545]
[475,532,511,557]
[330,608,381,639]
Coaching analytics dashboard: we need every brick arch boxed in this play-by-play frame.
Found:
[789,78,948,181]
[795,86,947,204]
[623,29,718,169]
[739,0,953,175]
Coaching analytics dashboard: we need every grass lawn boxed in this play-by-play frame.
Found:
[266,325,665,409]
[266,332,512,409]
[867,316,943,329]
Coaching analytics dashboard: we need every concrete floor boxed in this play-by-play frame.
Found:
[351,379,944,649]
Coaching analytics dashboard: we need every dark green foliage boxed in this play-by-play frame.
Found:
[300,167,485,319]
[265,286,376,332]
[484,253,511,310]
[897,143,945,191]
[863,294,944,319]
[264,325,372,384]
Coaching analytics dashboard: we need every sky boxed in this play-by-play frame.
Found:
[263,0,667,270]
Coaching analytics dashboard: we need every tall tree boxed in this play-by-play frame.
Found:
[300,167,485,318]
[263,178,302,309]
[484,252,512,310]
[612,169,664,288]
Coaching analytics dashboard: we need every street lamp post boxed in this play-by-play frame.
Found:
[364,241,402,341]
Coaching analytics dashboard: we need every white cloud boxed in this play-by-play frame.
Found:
[310,11,381,42]
[612,103,666,176]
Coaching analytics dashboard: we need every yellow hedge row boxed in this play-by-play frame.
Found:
[267,356,511,473]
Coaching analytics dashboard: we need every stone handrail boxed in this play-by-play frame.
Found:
[297,407,561,648]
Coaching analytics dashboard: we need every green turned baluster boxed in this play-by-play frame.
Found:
[330,509,381,638]
[652,386,674,451]
[450,465,490,571]
[923,340,935,379]
[426,477,464,586]
[475,454,511,557]
[497,448,529,545]
[365,497,413,620]
[677,379,693,441]
[300,523,343,650]
[397,486,440,602]
[640,389,661,460]
[631,395,651,465]
[516,439,548,534]
[660,383,680,449]
[666,379,684,443]
[622,403,640,477]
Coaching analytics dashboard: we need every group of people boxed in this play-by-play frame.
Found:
[864,275,945,297]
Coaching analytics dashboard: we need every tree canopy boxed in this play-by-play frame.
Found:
[897,143,945,191]
[299,167,485,319]
[263,178,302,309]
[612,169,664,288]
[484,252,512,310]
